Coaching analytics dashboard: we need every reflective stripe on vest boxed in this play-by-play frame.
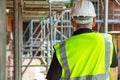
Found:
[59,33,110,80]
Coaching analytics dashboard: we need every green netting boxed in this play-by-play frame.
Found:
[39,16,45,20]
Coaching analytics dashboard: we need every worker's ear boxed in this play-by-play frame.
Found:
[92,18,96,28]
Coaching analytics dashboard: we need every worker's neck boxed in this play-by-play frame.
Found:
[75,25,92,30]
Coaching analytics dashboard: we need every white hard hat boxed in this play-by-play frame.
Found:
[71,0,96,17]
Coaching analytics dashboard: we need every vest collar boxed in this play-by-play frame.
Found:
[72,28,93,36]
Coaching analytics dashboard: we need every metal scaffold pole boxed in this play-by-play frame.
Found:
[18,1,23,80]
[97,0,100,32]
[0,0,6,80]
[13,0,22,80]
[48,0,53,68]
[104,0,109,33]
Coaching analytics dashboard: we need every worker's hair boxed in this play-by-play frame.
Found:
[73,16,93,25]
[73,16,93,21]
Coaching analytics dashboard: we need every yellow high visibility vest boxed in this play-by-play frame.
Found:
[54,32,113,80]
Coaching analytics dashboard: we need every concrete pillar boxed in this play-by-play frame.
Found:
[0,0,6,80]
[13,0,22,80]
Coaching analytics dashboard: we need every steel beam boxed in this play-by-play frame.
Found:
[0,0,6,80]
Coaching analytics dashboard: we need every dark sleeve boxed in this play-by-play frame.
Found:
[110,40,118,67]
[46,52,62,80]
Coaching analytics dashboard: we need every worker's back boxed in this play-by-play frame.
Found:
[54,32,113,80]
[46,0,118,80]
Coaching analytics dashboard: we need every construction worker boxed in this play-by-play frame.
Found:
[46,0,118,80]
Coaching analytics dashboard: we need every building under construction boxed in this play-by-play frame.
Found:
[0,0,120,80]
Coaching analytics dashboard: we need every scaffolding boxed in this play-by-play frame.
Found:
[22,9,73,66]
[21,0,120,79]
[93,0,120,32]
[5,0,120,80]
